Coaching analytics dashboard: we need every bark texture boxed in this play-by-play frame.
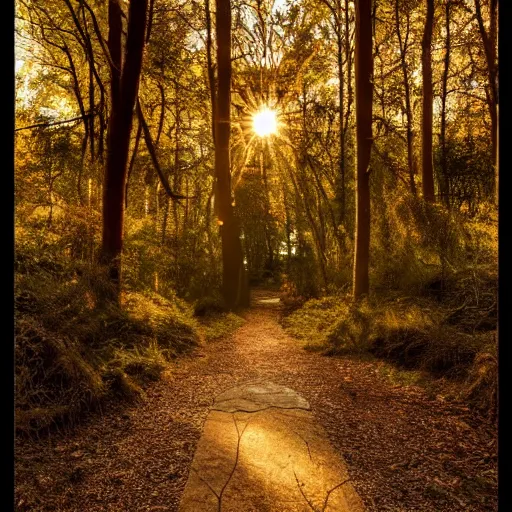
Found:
[353,0,373,299]
[474,0,498,204]
[215,0,248,308]
[101,0,148,297]
[421,0,435,202]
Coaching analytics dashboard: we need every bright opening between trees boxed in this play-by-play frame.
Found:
[253,107,277,137]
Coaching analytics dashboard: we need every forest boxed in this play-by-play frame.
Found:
[15,0,498,510]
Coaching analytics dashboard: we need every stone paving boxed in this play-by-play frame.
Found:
[179,381,365,512]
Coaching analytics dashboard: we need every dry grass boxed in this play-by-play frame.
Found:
[462,338,497,420]
[15,316,106,433]
[14,261,203,436]
[282,267,497,419]
[15,254,250,436]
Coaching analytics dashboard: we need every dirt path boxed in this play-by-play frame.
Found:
[15,290,497,511]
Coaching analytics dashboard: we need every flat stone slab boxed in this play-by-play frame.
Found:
[179,381,365,512]
[213,381,311,413]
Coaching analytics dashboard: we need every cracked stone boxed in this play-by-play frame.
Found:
[179,381,364,511]
[213,381,311,413]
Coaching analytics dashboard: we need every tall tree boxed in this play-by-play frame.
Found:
[101,0,149,298]
[395,0,416,196]
[319,0,347,223]
[353,0,373,299]
[215,0,247,308]
[474,0,498,204]
[440,0,451,208]
[421,0,435,201]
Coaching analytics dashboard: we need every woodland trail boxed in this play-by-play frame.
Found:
[15,290,497,511]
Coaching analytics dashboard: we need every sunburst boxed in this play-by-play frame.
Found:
[253,107,278,137]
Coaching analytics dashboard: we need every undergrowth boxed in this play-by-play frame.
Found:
[282,265,497,420]
[199,312,246,342]
[192,293,246,341]
[15,250,244,436]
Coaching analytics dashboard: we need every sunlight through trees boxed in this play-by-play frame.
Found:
[15,0,498,477]
[253,107,278,137]
[15,0,498,301]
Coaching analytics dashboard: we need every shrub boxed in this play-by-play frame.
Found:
[325,299,373,355]
[282,295,350,349]
[198,312,246,342]
[283,287,497,418]
[15,316,105,433]
[462,336,497,420]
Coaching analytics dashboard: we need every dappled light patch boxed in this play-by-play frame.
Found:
[15,296,497,511]
[180,381,364,512]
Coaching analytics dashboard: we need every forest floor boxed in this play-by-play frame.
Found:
[15,289,497,511]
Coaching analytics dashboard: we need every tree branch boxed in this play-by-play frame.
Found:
[136,99,193,202]
[15,113,97,132]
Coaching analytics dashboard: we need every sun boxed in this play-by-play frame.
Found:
[253,107,278,137]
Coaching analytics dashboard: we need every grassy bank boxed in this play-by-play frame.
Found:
[15,260,244,436]
[281,266,497,420]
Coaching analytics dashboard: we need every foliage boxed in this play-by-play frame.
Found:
[463,339,497,420]
[198,312,246,342]
[15,315,105,433]
[15,0,497,297]
[281,295,348,349]
[284,245,323,299]
[14,0,498,428]
[193,293,227,316]
[434,136,495,214]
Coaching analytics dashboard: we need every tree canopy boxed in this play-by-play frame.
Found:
[15,0,497,301]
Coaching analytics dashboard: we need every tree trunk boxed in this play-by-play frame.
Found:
[474,0,498,204]
[336,16,346,224]
[184,176,189,229]
[215,0,247,308]
[84,9,96,163]
[101,0,148,299]
[421,0,435,202]
[395,0,416,196]
[173,99,181,242]
[283,182,292,271]
[205,0,217,236]
[125,119,142,209]
[260,140,274,273]
[353,0,373,300]
[161,196,169,245]
[205,0,217,146]
[440,0,451,209]
[287,158,329,287]
[344,0,354,142]
[205,186,217,268]
[306,154,344,254]
[320,0,347,224]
